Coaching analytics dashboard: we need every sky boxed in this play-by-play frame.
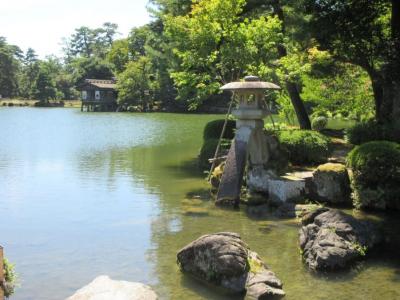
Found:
[0,0,152,58]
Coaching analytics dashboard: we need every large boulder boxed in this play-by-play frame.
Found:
[311,163,351,205]
[299,209,382,271]
[66,276,157,300]
[177,232,285,299]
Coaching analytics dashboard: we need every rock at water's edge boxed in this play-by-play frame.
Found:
[311,163,351,205]
[177,232,285,299]
[299,209,382,270]
[66,276,157,300]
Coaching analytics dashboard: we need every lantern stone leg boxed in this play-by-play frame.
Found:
[216,76,280,207]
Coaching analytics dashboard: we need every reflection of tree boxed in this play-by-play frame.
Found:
[73,113,219,207]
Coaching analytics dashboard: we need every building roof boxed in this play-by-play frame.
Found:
[77,79,117,90]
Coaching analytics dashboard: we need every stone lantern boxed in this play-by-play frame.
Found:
[216,76,280,206]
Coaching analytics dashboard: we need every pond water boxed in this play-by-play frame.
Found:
[0,108,399,300]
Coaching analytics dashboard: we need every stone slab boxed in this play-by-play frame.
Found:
[217,139,247,206]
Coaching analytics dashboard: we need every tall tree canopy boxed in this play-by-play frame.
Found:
[306,0,400,124]
[164,0,283,109]
[0,37,21,98]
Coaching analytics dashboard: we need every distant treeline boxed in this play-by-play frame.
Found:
[1,0,399,125]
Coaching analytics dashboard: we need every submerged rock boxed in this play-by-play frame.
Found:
[177,232,285,299]
[275,203,326,219]
[299,209,382,271]
[66,275,157,300]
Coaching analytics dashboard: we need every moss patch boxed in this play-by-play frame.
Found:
[316,163,347,174]
[247,255,264,274]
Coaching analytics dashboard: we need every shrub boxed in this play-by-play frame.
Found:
[278,130,329,165]
[347,141,400,210]
[203,119,236,140]
[345,120,400,145]
[3,258,17,297]
[198,138,231,170]
[311,116,328,131]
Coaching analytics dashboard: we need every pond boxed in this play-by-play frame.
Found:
[0,108,399,299]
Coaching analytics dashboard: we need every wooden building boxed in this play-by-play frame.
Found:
[77,79,118,112]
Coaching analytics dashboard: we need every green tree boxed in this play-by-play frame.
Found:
[69,56,114,85]
[149,0,193,16]
[67,26,94,58]
[269,0,312,129]
[165,0,283,109]
[107,39,131,73]
[19,48,40,99]
[116,56,156,109]
[302,62,374,120]
[64,23,119,60]
[107,26,151,74]
[306,0,400,124]
[33,63,57,102]
[0,37,21,98]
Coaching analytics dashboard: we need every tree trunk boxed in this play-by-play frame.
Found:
[285,81,311,129]
[392,0,400,40]
[390,0,400,124]
[366,68,384,121]
[377,0,400,124]
[380,78,400,124]
[273,0,311,129]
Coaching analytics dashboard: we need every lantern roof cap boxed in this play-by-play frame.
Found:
[220,75,280,91]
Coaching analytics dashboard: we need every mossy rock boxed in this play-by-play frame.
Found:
[278,130,329,165]
[312,163,351,205]
[316,163,347,173]
[347,141,400,210]
[210,162,225,190]
[203,119,236,140]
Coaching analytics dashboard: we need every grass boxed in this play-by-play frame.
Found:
[264,115,355,131]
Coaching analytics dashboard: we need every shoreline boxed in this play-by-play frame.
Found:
[0,99,82,108]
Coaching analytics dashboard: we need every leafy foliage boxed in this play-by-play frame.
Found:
[311,116,328,131]
[302,63,374,121]
[68,57,114,86]
[203,119,236,140]
[164,0,283,109]
[347,141,400,209]
[116,57,157,109]
[3,258,17,297]
[345,120,400,145]
[63,23,119,59]
[0,37,21,98]
[278,130,329,165]
[306,0,400,123]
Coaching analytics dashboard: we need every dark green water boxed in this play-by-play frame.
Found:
[0,108,399,299]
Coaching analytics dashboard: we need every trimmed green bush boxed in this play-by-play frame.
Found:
[278,130,329,165]
[203,119,236,140]
[311,116,328,131]
[345,120,400,145]
[347,141,400,210]
[198,138,231,170]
